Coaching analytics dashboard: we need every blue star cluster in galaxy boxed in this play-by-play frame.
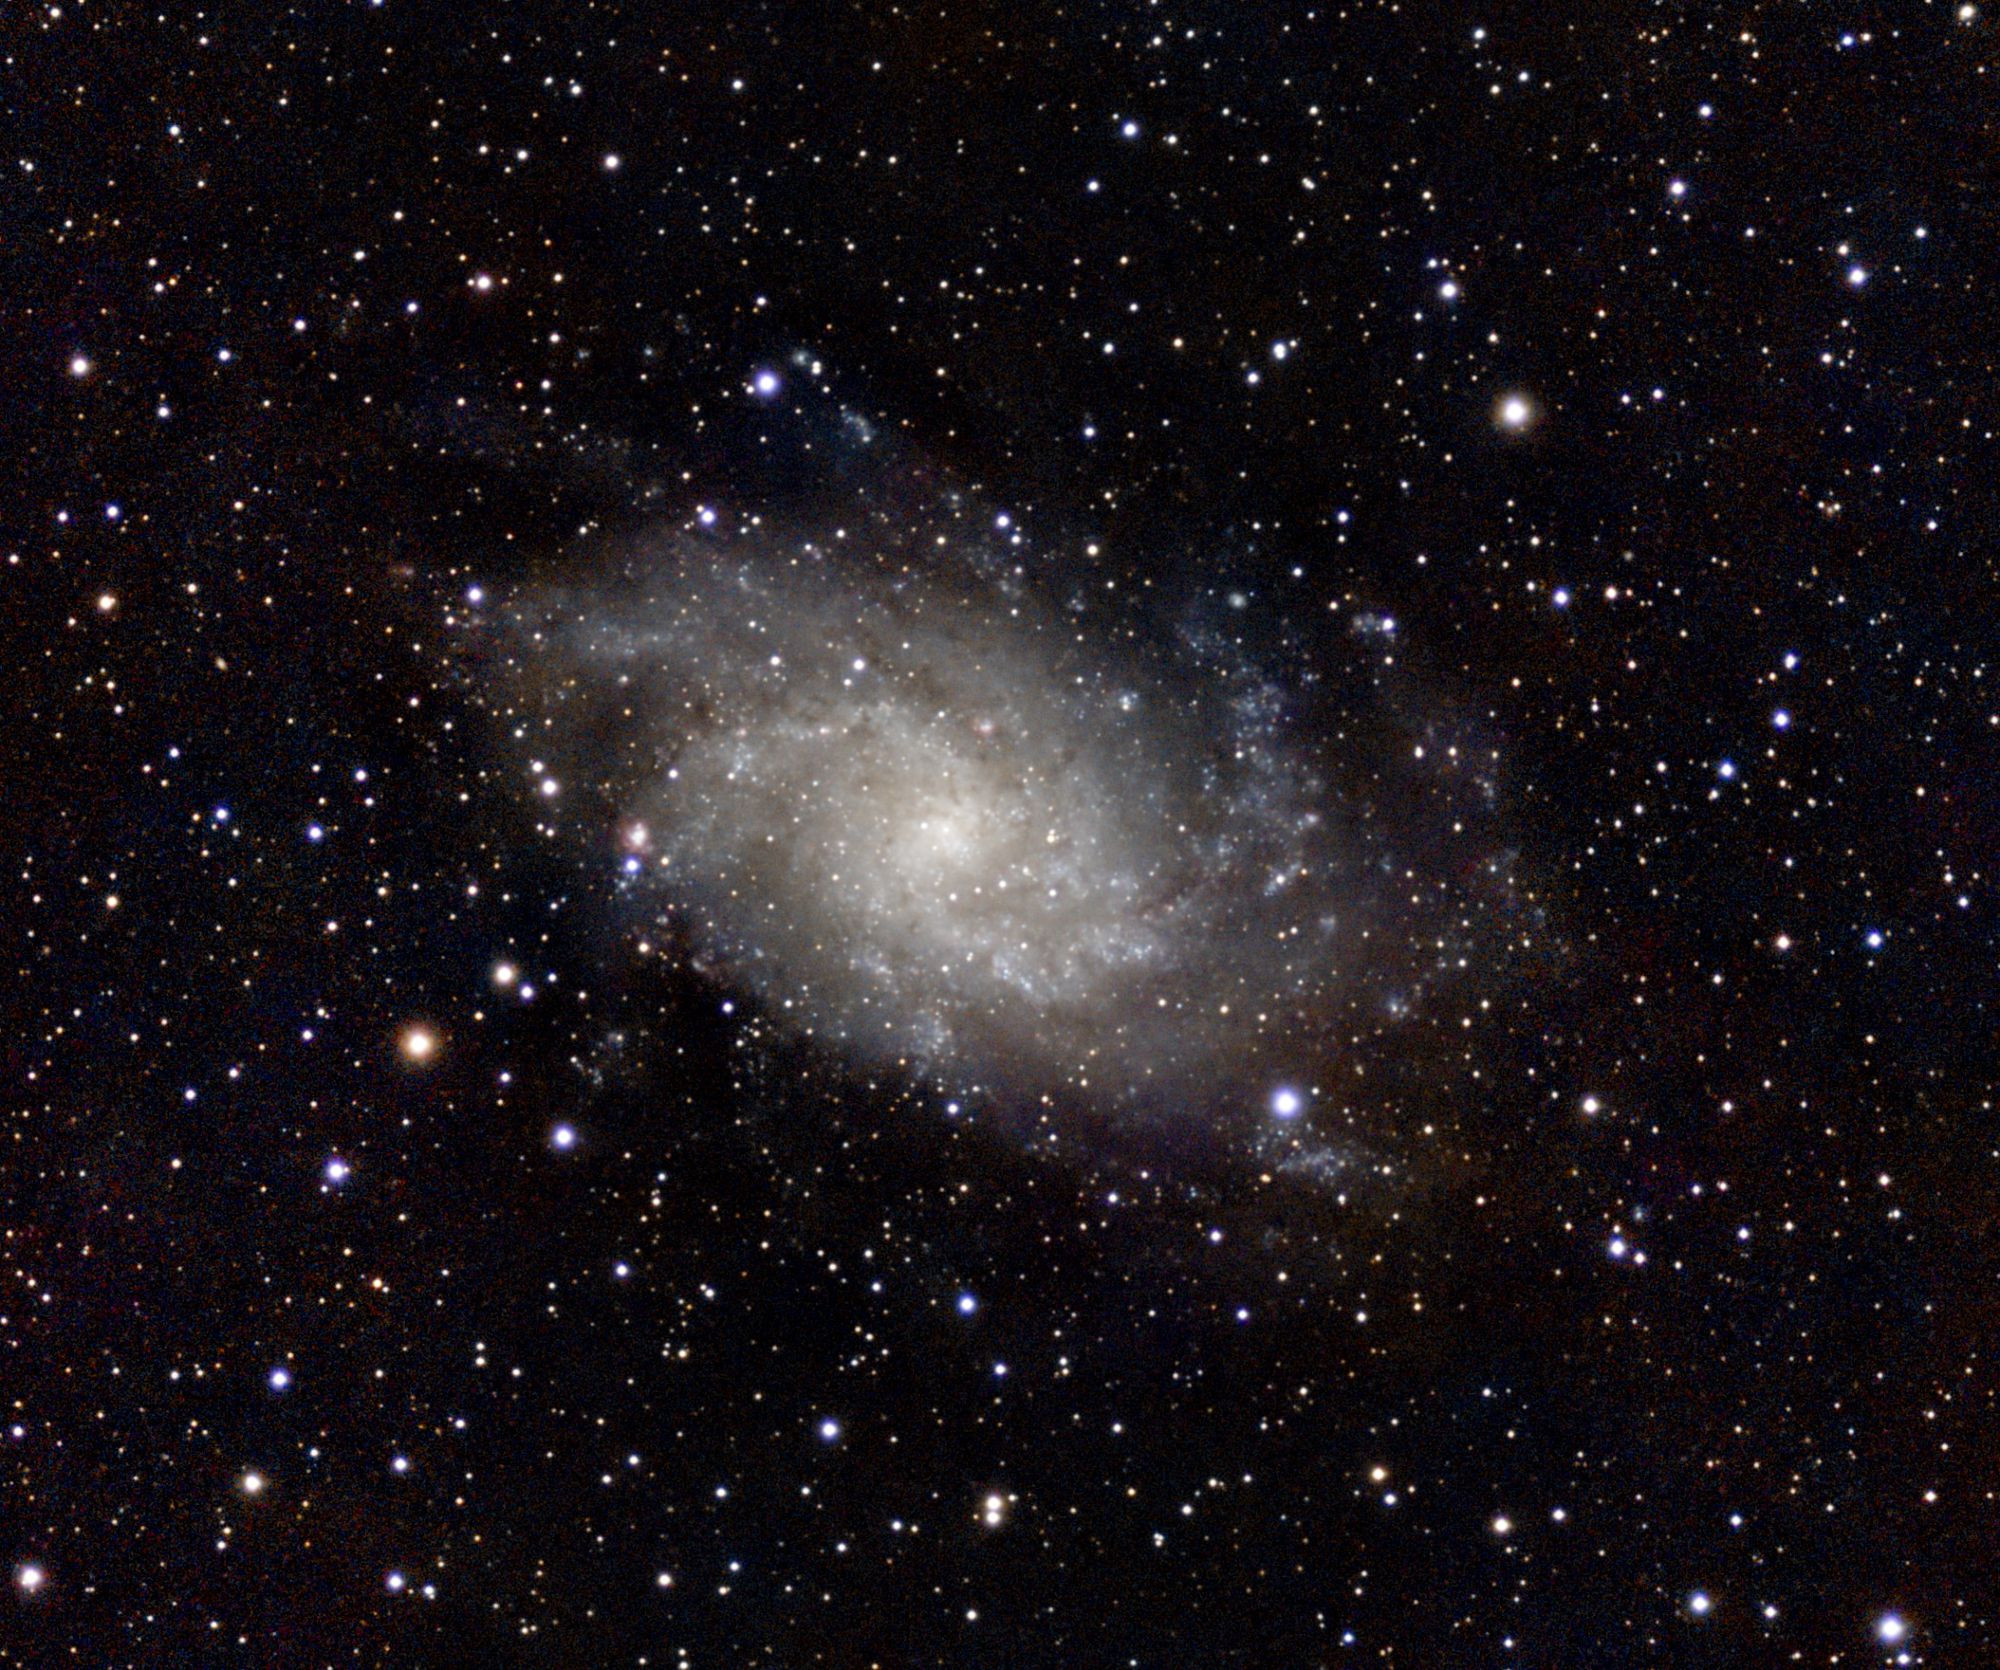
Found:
[5,1,1993,1664]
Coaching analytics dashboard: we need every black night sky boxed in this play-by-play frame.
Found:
[8,2,1998,1665]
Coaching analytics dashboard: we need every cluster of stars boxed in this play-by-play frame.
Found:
[16,0,1983,1659]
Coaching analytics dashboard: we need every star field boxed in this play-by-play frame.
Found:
[7,2,1999,1665]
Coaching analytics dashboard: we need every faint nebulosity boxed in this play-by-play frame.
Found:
[505,490,1511,1171]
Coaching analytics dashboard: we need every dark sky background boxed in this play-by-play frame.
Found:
[7,1,1998,1664]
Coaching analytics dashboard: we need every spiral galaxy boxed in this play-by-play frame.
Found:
[514,506,1500,1158]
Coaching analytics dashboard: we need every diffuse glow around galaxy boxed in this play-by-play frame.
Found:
[499,476,1524,1178]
